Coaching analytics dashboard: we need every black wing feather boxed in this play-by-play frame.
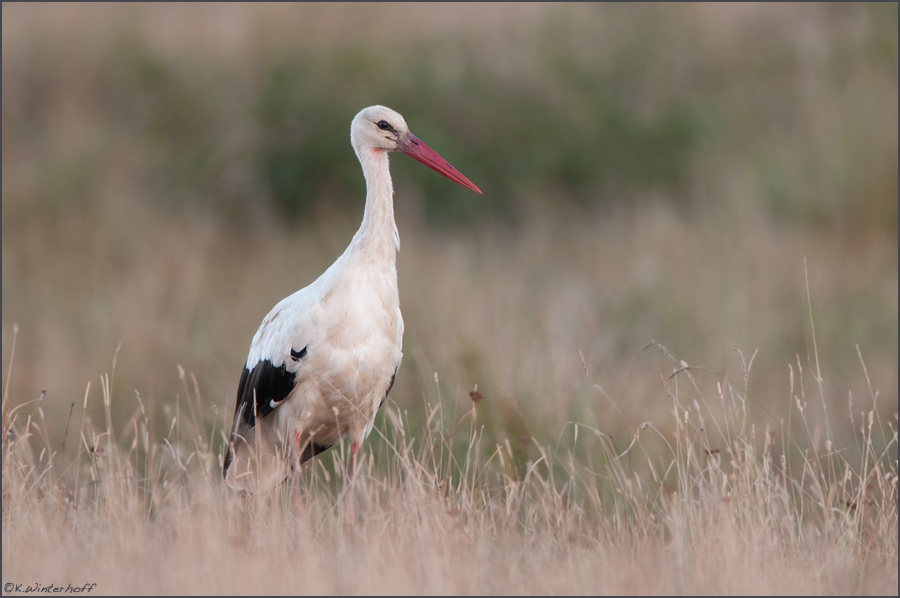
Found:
[224,349,306,479]
[234,359,297,428]
[379,367,398,409]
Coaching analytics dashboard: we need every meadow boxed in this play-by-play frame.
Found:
[2,4,897,594]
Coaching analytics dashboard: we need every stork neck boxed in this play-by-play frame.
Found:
[352,148,400,258]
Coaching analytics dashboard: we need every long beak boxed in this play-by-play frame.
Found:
[398,132,482,194]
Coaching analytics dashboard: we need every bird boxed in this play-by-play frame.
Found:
[223,105,481,492]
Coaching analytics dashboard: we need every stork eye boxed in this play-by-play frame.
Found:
[376,120,392,131]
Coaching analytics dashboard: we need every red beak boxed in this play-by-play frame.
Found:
[398,132,482,194]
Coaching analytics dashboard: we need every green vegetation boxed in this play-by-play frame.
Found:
[5,4,896,230]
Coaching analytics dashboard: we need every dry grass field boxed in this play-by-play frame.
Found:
[2,4,897,595]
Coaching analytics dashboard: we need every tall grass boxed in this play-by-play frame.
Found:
[3,327,896,594]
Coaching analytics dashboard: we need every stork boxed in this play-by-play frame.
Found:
[223,105,481,492]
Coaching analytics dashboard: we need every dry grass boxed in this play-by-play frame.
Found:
[3,3,898,595]
[2,323,897,594]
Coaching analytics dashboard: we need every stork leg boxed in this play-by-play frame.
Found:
[339,440,361,528]
[347,441,360,479]
[289,430,305,517]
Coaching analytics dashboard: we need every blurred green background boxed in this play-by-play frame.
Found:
[2,4,897,473]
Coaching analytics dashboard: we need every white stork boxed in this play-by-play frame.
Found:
[223,105,481,492]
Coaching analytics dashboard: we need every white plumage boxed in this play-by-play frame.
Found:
[224,105,481,492]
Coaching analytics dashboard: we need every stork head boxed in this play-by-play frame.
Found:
[351,105,482,194]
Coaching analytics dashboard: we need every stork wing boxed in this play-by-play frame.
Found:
[233,352,302,428]
[223,289,318,479]
[231,289,318,428]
